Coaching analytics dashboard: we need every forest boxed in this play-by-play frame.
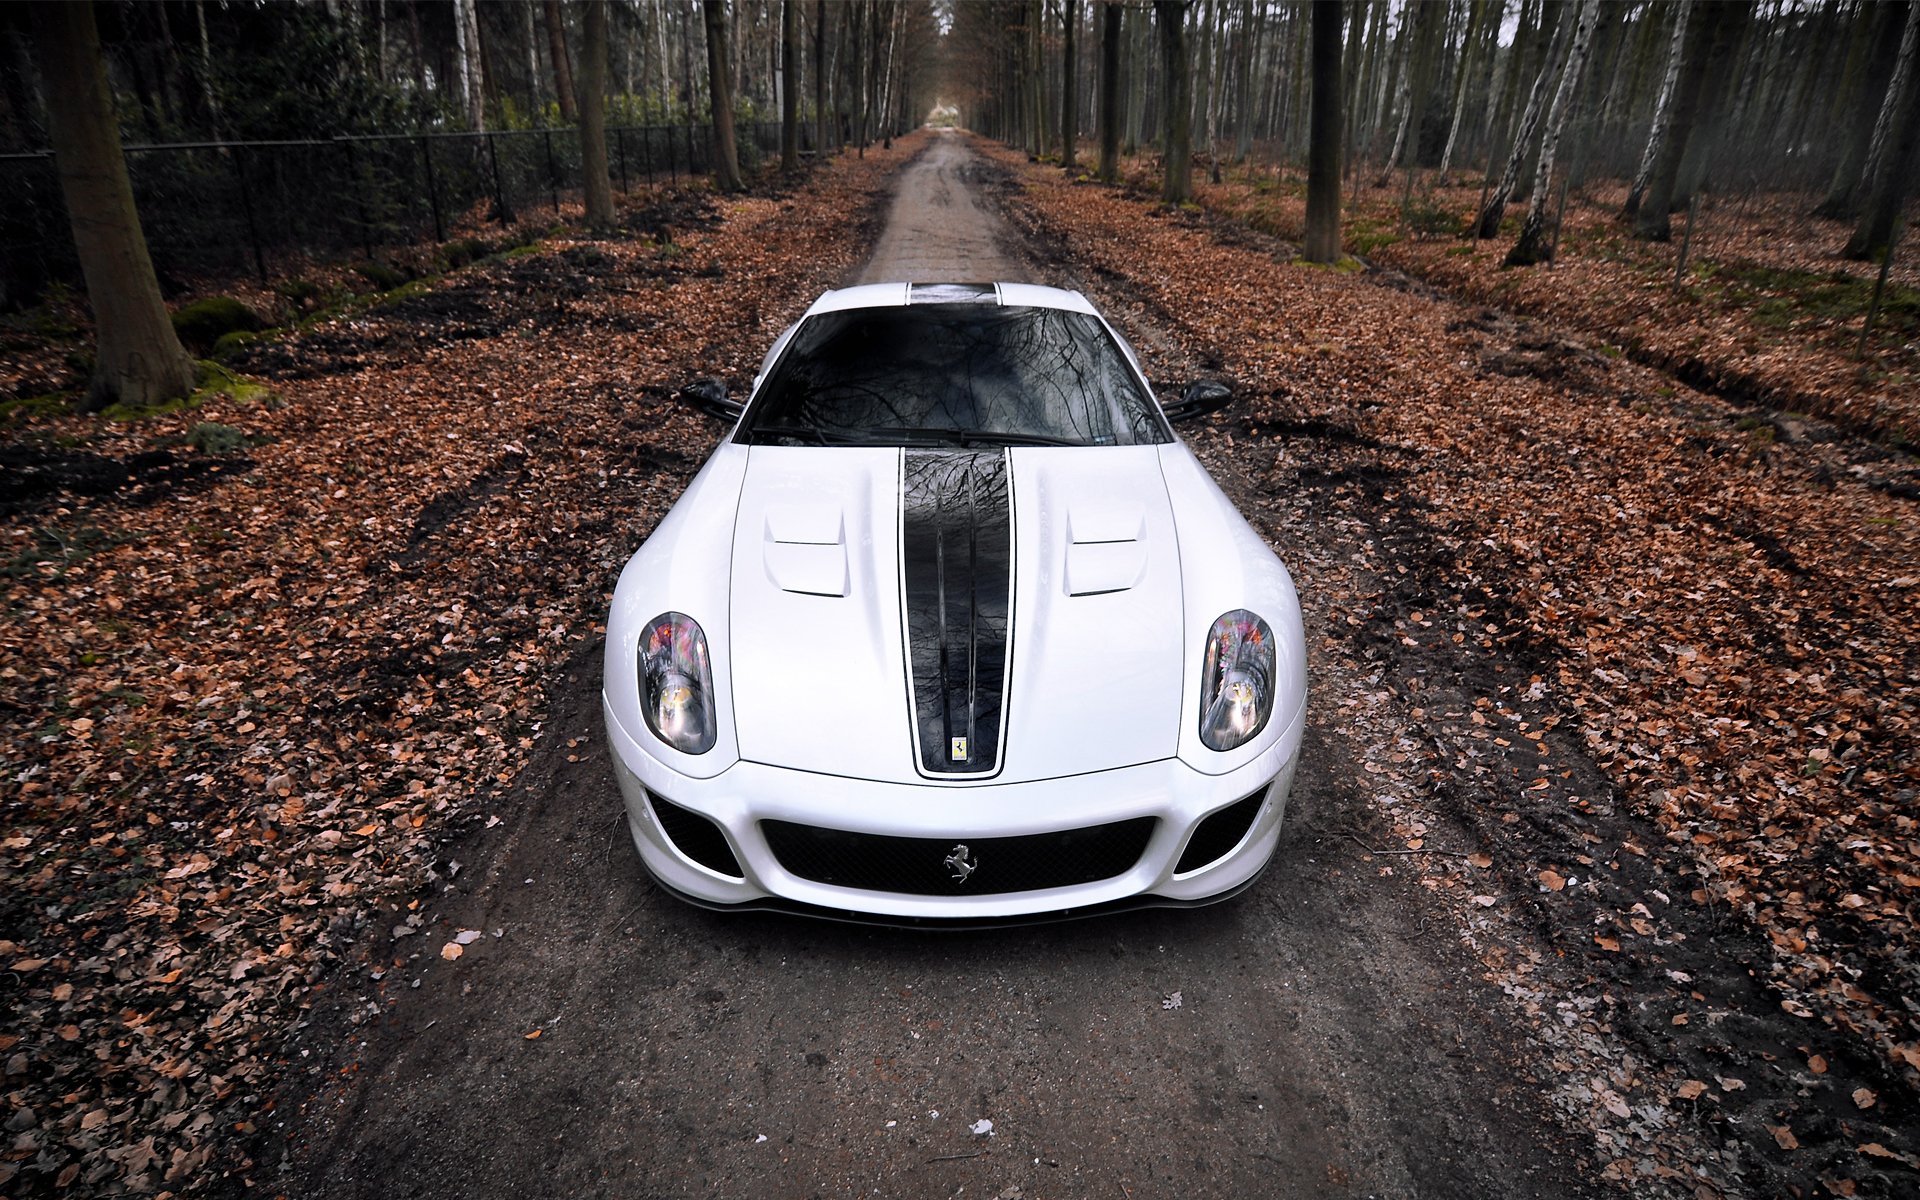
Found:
[1,2,1917,1199]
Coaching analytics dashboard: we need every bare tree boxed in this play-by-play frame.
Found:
[1098,0,1122,181]
[453,0,486,128]
[31,0,196,411]
[815,0,829,153]
[1304,0,1343,262]
[1475,7,1573,238]
[1817,0,1904,218]
[1633,0,1745,240]
[781,0,799,170]
[1845,0,1920,259]
[1062,0,1079,168]
[1507,0,1601,265]
[580,0,615,228]
[1157,0,1193,203]
[1438,0,1487,176]
[704,0,745,190]
[1625,0,1690,216]
[544,0,578,123]
[1378,1,1426,181]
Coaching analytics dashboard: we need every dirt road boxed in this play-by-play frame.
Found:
[261,136,1597,1200]
[859,130,1033,284]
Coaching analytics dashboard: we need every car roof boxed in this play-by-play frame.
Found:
[803,282,1100,318]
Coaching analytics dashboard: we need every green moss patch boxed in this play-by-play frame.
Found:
[171,296,264,355]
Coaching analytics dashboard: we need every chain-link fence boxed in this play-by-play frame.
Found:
[0,120,788,307]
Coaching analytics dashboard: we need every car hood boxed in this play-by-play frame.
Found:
[727,444,1186,785]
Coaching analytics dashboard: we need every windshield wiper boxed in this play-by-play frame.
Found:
[748,424,861,446]
[865,427,1086,448]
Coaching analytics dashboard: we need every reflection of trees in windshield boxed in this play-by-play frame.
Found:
[742,305,1168,447]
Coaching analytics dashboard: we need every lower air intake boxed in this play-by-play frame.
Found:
[1174,788,1267,875]
[647,792,743,879]
[762,817,1156,896]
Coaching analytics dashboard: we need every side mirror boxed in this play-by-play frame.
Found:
[680,376,745,423]
[1162,380,1233,424]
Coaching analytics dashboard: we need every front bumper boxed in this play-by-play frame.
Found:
[602,695,1302,922]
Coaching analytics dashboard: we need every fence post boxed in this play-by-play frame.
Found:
[543,129,559,212]
[641,125,653,185]
[615,127,628,194]
[227,144,268,284]
[419,136,445,242]
[486,131,514,225]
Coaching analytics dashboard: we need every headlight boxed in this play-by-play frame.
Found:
[639,612,716,754]
[1200,609,1274,752]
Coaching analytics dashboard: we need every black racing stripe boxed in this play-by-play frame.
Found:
[901,449,1013,776]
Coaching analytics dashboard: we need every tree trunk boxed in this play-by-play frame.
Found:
[1125,1,1146,153]
[1234,0,1259,161]
[1672,0,1751,203]
[1845,0,1920,258]
[1507,0,1600,265]
[814,0,828,153]
[30,0,196,412]
[1378,1,1422,180]
[1820,0,1907,218]
[1062,0,1079,167]
[1098,0,1121,180]
[1475,6,1573,237]
[781,0,799,168]
[1438,0,1484,175]
[1305,0,1344,262]
[703,0,744,189]
[1633,0,1740,239]
[453,0,486,128]
[1625,0,1690,215]
[580,1,614,227]
[523,1,546,115]
[544,0,578,123]
[1157,0,1193,202]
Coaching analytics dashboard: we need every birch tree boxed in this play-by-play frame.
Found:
[1438,0,1487,175]
[1634,0,1744,239]
[1507,0,1601,265]
[1625,1,1689,214]
[1474,8,1573,238]
[453,0,485,128]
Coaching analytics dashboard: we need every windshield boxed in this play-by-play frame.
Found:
[737,304,1170,448]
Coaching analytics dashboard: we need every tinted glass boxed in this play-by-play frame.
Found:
[739,304,1169,447]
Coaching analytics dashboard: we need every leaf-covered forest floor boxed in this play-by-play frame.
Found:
[1143,158,1920,449]
[0,128,1915,1199]
[997,140,1917,1195]
[0,141,913,1196]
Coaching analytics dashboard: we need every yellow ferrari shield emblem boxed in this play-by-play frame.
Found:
[950,736,968,761]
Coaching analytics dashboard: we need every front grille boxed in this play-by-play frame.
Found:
[1174,788,1267,875]
[761,816,1157,896]
[647,792,743,878]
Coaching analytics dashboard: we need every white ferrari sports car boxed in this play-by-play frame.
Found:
[602,282,1306,924]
